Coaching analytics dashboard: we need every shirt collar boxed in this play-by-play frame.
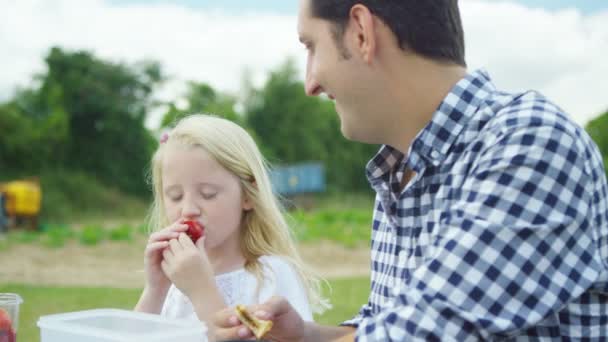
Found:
[367,69,496,185]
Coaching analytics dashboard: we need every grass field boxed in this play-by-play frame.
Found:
[1,277,369,341]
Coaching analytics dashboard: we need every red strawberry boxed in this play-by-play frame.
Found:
[0,308,15,342]
[0,309,11,331]
[184,220,204,243]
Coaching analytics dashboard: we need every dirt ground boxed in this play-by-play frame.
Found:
[0,236,370,288]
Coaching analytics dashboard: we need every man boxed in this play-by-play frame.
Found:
[214,0,608,340]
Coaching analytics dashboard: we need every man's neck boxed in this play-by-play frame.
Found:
[384,57,467,154]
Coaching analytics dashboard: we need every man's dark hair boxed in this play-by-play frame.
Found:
[310,0,466,66]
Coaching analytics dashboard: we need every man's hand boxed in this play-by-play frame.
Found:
[212,296,306,342]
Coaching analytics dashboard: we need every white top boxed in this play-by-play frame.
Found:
[160,255,313,322]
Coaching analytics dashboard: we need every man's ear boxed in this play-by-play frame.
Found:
[348,4,377,64]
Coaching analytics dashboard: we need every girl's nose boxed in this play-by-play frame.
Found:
[181,198,201,218]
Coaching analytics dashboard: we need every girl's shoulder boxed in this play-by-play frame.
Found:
[258,255,297,277]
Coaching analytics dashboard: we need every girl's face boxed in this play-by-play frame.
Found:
[161,144,252,250]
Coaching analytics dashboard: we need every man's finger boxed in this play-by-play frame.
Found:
[214,325,254,341]
[212,307,240,327]
[249,295,290,319]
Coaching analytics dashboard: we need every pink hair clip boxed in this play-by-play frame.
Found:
[160,132,169,144]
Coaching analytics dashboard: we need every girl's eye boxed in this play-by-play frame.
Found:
[169,195,182,202]
[202,193,217,200]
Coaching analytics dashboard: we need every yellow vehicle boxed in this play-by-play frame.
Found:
[0,178,41,231]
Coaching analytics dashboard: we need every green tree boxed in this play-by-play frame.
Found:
[586,109,608,177]
[160,81,240,128]
[0,86,69,173]
[34,47,162,195]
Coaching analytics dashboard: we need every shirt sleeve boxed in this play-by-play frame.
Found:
[258,256,314,321]
[355,124,604,341]
[341,301,373,327]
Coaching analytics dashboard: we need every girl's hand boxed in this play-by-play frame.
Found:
[161,233,215,298]
[142,221,188,294]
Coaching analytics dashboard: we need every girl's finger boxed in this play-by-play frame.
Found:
[178,232,197,247]
[160,259,170,275]
[169,222,189,231]
[195,235,206,250]
[144,241,169,255]
[169,236,183,252]
[162,247,174,262]
[149,230,180,243]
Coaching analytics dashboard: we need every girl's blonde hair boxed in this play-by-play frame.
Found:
[148,114,329,313]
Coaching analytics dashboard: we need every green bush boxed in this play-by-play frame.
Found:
[42,225,74,248]
[13,230,40,244]
[37,169,149,222]
[108,225,133,241]
[79,225,105,245]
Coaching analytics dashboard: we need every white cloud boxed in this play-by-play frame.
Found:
[462,1,608,125]
[0,0,606,129]
[0,0,303,128]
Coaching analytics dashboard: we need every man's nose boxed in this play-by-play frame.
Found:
[305,75,322,96]
[305,59,322,96]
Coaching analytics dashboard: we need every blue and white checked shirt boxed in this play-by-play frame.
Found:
[344,70,608,341]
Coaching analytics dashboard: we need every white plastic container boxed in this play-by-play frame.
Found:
[37,308,207,342]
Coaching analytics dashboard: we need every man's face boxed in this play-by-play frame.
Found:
[297,0,381,143]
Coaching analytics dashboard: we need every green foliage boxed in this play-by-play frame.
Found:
[585,109,608,177]
[161,81,241,127]
[79,225,105,245]
[43,48,160,196]
[108,224,134,241]
[1,277,369,342]
[1,47,161,197]
[0,97,69,171]
[41,225,74,248]
[12,231,40,244]
[37,168,148,222]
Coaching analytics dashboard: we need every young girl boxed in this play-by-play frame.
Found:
[134,114,328,326]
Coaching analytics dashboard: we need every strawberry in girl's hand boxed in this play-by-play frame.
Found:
[184,220,205,243]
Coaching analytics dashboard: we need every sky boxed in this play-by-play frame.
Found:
[1,0,606,129]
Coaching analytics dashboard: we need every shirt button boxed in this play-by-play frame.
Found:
[430,150,439,159]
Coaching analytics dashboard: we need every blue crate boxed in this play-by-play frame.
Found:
[270,162,326,196]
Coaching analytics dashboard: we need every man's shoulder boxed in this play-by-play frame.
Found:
[476,89,584,141]
[486,90,567,127]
